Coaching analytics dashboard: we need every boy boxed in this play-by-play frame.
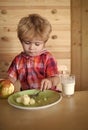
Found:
[8,14,60,91]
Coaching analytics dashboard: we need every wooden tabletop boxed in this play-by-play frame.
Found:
[0,91,88,130]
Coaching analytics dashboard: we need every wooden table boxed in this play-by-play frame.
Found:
[0,91,88,130]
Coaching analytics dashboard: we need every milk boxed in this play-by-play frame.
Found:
[61,75,75,96]
[62,82,75,96]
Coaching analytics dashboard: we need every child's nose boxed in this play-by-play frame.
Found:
[29,43,34,49]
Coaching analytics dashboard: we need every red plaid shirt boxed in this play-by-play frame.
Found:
[8,50,59,90]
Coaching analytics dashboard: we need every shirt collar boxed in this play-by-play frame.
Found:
[21,48,47,59]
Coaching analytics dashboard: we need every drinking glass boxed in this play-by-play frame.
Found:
[61,75,75,97]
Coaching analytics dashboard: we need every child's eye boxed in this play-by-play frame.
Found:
[24,41,31,45]
[35,42,40,46]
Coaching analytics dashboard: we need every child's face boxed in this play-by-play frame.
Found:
[22,38,45,56]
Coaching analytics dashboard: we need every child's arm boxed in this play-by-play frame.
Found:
[8,76,16,84]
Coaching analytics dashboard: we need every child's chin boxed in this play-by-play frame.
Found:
[29,52,38,56]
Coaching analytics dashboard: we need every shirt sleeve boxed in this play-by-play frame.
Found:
[7,58,18,81]
[45,54,59,77]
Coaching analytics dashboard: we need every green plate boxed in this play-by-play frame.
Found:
[8,89,62,110]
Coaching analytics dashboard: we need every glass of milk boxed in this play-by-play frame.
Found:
[61,75,75,97]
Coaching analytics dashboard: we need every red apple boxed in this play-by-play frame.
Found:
[0,79,14,98]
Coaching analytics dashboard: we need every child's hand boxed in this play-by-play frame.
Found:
[40,78,52,90]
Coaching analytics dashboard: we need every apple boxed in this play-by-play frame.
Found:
[0,79,14,98]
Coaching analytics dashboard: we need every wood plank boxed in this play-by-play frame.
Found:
[81,0,88,90]
[0,9,70,26]
[71,0,82,90]
[0,0,70,7]
[0,25,70,32]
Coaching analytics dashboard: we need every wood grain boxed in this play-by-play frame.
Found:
[0,0,71,80]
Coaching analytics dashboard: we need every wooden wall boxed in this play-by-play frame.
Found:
[71,0,88,90]
[0,0,71,79]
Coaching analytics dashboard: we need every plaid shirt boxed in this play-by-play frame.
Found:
[8,50,59,90]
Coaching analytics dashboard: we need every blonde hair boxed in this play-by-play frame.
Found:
[17,14,52,42]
